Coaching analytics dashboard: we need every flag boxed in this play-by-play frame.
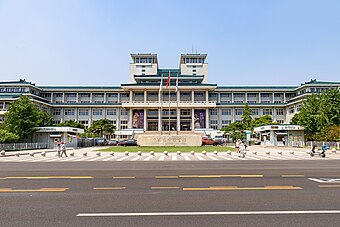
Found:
[159,77,163,93]
[165,71,170,88]
[175,76,179,93]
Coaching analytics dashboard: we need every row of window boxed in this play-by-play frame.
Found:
[53,109,128,116]
[211,108,285,116]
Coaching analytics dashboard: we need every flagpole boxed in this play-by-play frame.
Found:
[168,71,171,135]
[160,76,163,135]
[176,73,179,135]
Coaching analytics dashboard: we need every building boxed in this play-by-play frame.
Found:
[1,53,339,139]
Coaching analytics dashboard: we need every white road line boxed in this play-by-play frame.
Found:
[243,156,261,160]
[253,155,278,160]
[116,156,131,161]
[102,156,117,161]
[159,156,166,161]
[30,157,57,162]
[143,156,154,161]
[172,155,177,161]
[74,156,100,162]
[183,155,191,161]
[195,155,206,161]
[88,156,106,162]
[76,210,340,217]
[131,156,142,161]
[219,155,234,160]
[62,156,89,162]
[206,155,219,161]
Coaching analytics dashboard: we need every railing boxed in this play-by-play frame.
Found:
[0,143,48,151]
[306,141,340,149]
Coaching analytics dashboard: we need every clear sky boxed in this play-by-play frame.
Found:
[1,0,339,86]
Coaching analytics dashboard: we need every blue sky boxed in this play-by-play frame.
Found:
[0,0,339,86]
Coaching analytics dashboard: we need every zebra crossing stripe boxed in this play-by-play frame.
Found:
[195,155,206,161]
[184,155,191,161]
[243,156,261,160]
[172,155,177,161]
[159,156,166,161]
[206,155,219,161]
[117,156,130,161]
[88,156,105,162]
[131,156,142,161]
[102,156,117,161]
[143,156,154,161]
[219,155,234,160]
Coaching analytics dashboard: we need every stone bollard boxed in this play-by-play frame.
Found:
[252,151,257,155]
[164,151,168,156]
[41,152,46,157]
[202,150,207,155]
[125,151,129,156]
[96,152,101,156]
[332,148,336,154]
[278,151,282,155]
[190,150,195,155]
[177,151,181,156]
[150,151,155,156]
[266,151,270,155]
[213,150,218,155]
[0,150,5,157]
[70,151,75,157]
[30,152,34,157]
[110,152,115,156]
[290,151,294,155]
[137,151,142,156]
[227,151,232,155]
[15,153,20,157]
[83,152,87,157]
[306,151,310,154]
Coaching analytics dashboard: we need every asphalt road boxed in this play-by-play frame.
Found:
[1,160,340,227]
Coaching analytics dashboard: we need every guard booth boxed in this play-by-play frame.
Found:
[33,126,85,148]
[254,125,305,147]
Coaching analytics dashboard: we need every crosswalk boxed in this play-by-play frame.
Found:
[1,151,340,162]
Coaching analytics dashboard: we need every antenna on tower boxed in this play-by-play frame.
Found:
[191,44,194,54]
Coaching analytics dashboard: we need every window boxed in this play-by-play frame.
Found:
[147,110,158,116]
[276,109,284,115]
[274,100,282,103]
[121,93,129,98]
[121,109,128,115]
[278,120,284,124]
[67,93,77,98]
[210,120,218,125]
[210,109,217,115]
[261,101,270,103]
[289,107,295,114]
[192,69,196,72]
[181,109,190,115]
[194,92,204,97]
[79,109,89,116]
[248,101,257,104]
[134,92,144,97]
[220,93,230,98]
[94,101,104,103]
[107,109,116,115]
[108,93,118,98]
[211,125,218,129]
[235,109,244,115]
[234,93,244,98]
[274,93,282,97]
[94,93,104,98]
[234,101,244,103]
[64,109,75,115]
[247,93,257,98]
[55,93,63,98]
[141,69,145,72]
[263,109,273,115]
[209,93,217,98]
[52,120,60,125]
[222,120,231,125]
[251,109,259,115]
[297,105,302,112]
[93,109,103,116]
[53,109,61,116]
[222,109,231,115]
[148,92,158,96]
[261,93,270,98]
[80,93,90,97]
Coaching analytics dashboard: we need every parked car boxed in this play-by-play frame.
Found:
[95,138,107,146]
[108,139,118,146]
[202,137,218,146]
[124,139,138,146]
[117,140,126,146]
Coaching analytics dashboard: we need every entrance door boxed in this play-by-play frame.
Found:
[147,122,158,131]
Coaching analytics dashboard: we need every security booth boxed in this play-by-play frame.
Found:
[33,126,85,148]
[254,125,305,147]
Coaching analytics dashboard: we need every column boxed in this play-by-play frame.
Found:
[273,107,277,122]
[158,108,162,131]
[191,108,195,131]
[177,108,180,131]
[117,93,121,103]
[63,92,65,103]
[104,92,107,103]
[74,108,78,122]
[272,92,275,103]
[231,93,234,103]
[232,107,235,123]
[128,108,133,128]
[259,92,261,103]
[61,108,65,123]
[129,91,133,103]
[245,92,247,103]
[283,92,286,103]
[205,108,209,129]
[76,93,79,103]
[205,90,209,103]
[144,90,147,103]
[116,108,121,130]
[217,92,220,103]
[144,109,147,131]
[88,108,92,127]
[51,92,54,103]
[191,90,194,103]
[90,93,93,103]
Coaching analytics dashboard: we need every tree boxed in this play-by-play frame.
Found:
[87,119,115,137]
[57,120,85,129]
[4,96,53,140]
[251,115,275,129]
[0,129,20,143]
[242,103,252,130]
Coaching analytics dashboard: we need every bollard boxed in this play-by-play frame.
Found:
[150,151,155,156]
[278,151,282,155]
[290,151,294,155]
[202,150,207,155]
[83,152,87,157]
[125,151,129,156]
[164,151,168,156]
[41,152,46,157]
[265,151,270,155]
[70,151,75,157]
[110,152,115,156]
[30,152,34,157]
[137,151,142,156]
[15,153,20,157]
[0,150,5,157]
[213,150,218,155]
[227,151,232,155]
[177,151,181,156]
[332,148,336,154]
[306,151,310,154]
[96,152,101,156]
[190,150,195,155]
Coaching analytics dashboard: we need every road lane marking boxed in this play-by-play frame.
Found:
[0,188,68,192]
[195,155,206,161]
[144,156,154,161]
[184,155,191,161]
[159,156,166,161]
[172,155,177,161]
[76,210,340,217]
[102,156,117,161]
[151,186,180,189]
[281,175,305,178]
[112,176,135,179]
[93,187,126,190]
[318,185,340,188]
[182,186,302,191]
[131,156,142,161]
[116,156,131,161]
[178,174,263,178]
[2,176,93,179]
[206,155,219,161]
[155,176,179,179]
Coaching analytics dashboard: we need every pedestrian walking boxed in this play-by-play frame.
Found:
[60,142,68,157]
[56,144,61,157]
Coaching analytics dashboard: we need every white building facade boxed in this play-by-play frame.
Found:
[1,53,339,139]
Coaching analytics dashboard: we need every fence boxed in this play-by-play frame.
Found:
[306,141,340,149]
[0,143,48,151]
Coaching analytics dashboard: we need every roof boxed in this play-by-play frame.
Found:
[0,79,35,85]
[301,79,340,86]
[39,86,122,90]
[216,86,297,90]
